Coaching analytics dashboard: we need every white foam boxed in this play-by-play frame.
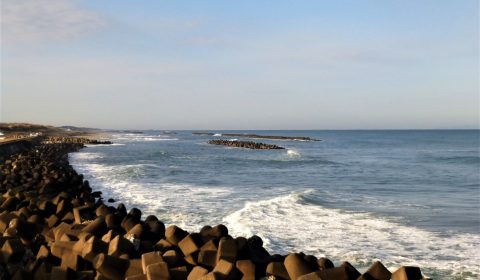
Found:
[223,192,480,279]
[114,136,178,142]
[70,154,236,232]
[213,133,222,137]
[70,152,104,160]
[287,149,301,157]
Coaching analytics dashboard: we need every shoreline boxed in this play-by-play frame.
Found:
[0,137,427,279]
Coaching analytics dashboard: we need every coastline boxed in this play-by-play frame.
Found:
[0,136,428,279]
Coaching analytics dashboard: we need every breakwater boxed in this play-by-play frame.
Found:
[194,132,320,142]
[208,140,285,150]
[0,140,427,279]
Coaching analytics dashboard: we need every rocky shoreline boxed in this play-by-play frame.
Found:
[0,139,428,279]
[208,140,285,150]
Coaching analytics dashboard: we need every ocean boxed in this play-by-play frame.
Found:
[69,130,480,279]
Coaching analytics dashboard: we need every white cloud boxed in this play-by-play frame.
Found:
[1,0,105,44]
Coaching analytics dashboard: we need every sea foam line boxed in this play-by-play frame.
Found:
[223,192,480,279]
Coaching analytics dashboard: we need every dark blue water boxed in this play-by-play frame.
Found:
[70,130,480,279]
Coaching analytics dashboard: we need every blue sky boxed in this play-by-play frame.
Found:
[1,0,478,129]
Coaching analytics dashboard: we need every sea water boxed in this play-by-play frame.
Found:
[69,130,480,279]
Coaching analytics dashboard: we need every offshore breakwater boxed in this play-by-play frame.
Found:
[0,138,428,279]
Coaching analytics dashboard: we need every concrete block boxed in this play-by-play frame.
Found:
[188,266,209,280]
[126,259,144,278]
[266,261,290,280]
[362,261,392,280]
[198,249,217,268]
[178,234,202,256]
[73,206,94,224]
[82,217,107,237]
[108,235,134,257]
[61,251,86,271]
[165,225,188,246]
[101,230,118,243]
[93,253,129,280]
[291,268,348,280]
[163,249,181,267]
[216,238,237,263]
[126,274,148,280]
[50,266,69,280]
[212,259,234,280]
[82,236,109,262]
[184,252,199,266]
[391,266,423,280]
[50,241,75,259]
[141,251,164,274]
[170,266,188,280]
[1,239,25,262]
[317,257,334,269]
[127,224,144,239]
[284,253,313,280]
[146,262,170,280]
[340,261,361,280]
[155,239,174,252]
[236,260,255,280]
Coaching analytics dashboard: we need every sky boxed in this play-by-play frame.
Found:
[1,0,479,130]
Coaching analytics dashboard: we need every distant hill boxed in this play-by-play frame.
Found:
[59,125,101,132]
[0,123,106,137]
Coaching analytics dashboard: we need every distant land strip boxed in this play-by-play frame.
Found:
[193,132,320,141]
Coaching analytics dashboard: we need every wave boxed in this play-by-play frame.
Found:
[69,152,104,160]
[287,149,301,157]
[85,143,126,147]
[69,154,236,231]
[114,136,178,142]
[213,133,222,137]
[112,133,179,142]
[223,191,480,279]
[418,152,480,165]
